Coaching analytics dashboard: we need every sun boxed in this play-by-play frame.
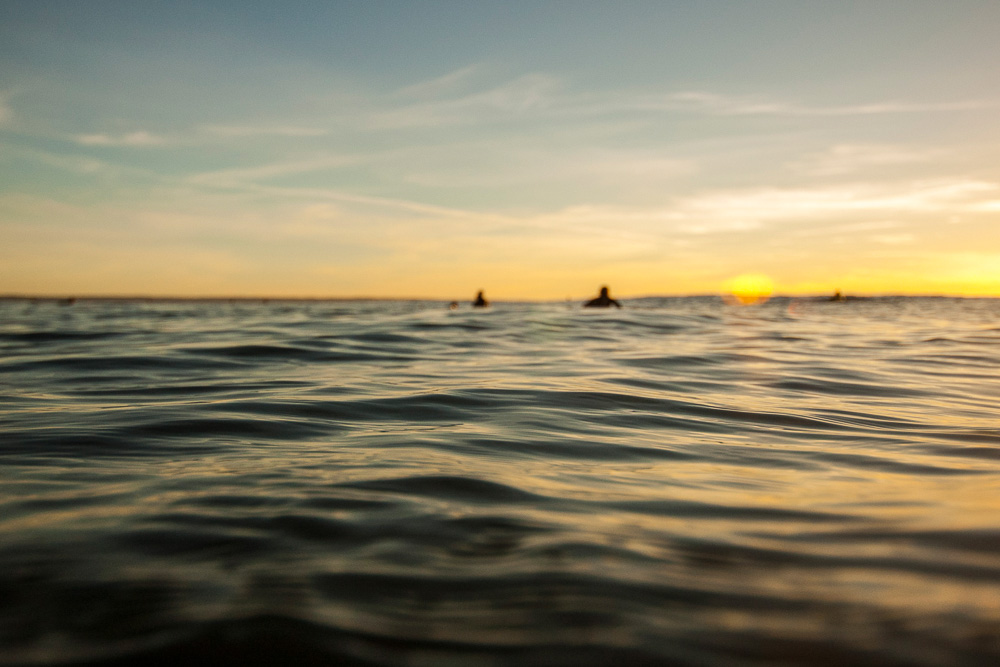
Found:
[724,273,774,305]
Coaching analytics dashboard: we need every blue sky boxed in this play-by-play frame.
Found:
[3,1,1000,298]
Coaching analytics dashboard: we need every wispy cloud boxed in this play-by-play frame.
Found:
[3,143,155,177]
[68,125,328,149]
[501,179,1000,240]
[189,175,503,221]
[395,65,481,99]
[366,71,999,131]
[964,200,1000,213]
[668,180,998,231]
[188,155,361,187]
[648,92,995,117]
[398,143,693,189]
[185,156,1000,247]
[373,73,561,128]
[74,131,168,147]
[790,144,943,176]
[790,219,906,238]
[199,125,329,138]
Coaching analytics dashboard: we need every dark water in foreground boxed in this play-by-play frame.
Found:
[2,296,1000,666]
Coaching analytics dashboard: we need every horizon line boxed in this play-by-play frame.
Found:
[2,292,998,302]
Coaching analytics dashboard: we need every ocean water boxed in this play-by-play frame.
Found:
[2,296,1000,666]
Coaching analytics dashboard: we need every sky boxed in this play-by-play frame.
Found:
[2,1,1000,299]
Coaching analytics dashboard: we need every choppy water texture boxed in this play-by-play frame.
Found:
[2,297,1000,666]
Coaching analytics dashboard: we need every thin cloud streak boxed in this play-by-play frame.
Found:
[4,144,157,178]
[184,171,1000,242]
[402,179,997,248]
[189,155,363,187]
[650,92,996,117]
[395,65,482,99]
[367,73,1000,130]
[790,144,943,176]
[74,131,169,147]
[667,180,998,231]
[199,125,330,138]
[371,73,561,128]
[208,180,514,222]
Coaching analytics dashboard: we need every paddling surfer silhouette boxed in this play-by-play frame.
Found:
[473,291,489,308]
[584,286,621,308]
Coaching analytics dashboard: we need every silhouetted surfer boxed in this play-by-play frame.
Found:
[584,286,621,308]
[830,289,846,302]
[472,291,489,308]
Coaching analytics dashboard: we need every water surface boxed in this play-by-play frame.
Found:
[2,297,1000,666]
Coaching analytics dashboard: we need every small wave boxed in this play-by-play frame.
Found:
[117,416,334,442]
[769,377,926,398]
[0,431,175,459]
[339,475,541,503]
[1,354,237,374]
[787,527,1000,558]
[460,434,700,462]
[924,445,1000,461]
[618,354,724,369]
[181,343,417,364]
[0,330,122,344]
[602,498,857,523]
[288,392,499,423]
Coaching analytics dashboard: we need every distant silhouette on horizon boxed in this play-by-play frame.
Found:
[473,290,489,308]
[584,286,621,308]
[830,289,846,302]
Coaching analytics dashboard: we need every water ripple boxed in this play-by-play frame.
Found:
[3,297,1000,666]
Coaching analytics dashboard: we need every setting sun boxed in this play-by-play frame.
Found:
[724,273,774,305]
